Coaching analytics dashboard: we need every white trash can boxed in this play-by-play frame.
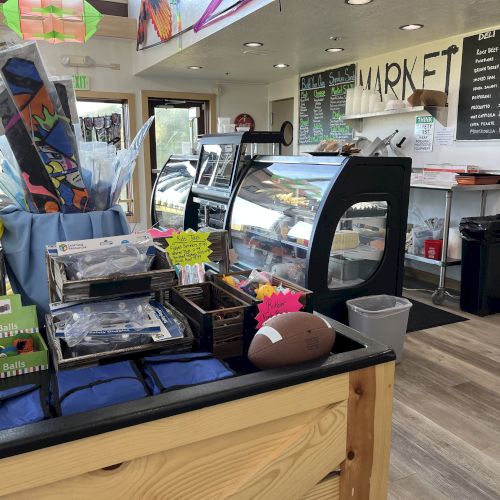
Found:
[346,295,412,363]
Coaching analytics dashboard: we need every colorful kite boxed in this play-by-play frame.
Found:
[144,0,172,41]
[0,50,89,212]
[0,0,102,44]
[194,0,253,33]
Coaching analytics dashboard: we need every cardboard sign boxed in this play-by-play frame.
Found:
[256,292,303,329]
[166,230,212,266]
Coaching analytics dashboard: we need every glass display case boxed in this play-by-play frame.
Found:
[151,154,197,230]
[228,155,411,321]
[185,132,283,231]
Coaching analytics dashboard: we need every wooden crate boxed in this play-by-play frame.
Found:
[157,228,230,274]
[46,248,177,304]
[214,270,314,310]
[214,270,314,351]
[170,282,250,359]
[46,303,194,370]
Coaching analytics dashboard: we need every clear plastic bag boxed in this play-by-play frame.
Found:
[56,237,156,280]
[60,296,153,347]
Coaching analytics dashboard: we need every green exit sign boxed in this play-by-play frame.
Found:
[72,74,90,91]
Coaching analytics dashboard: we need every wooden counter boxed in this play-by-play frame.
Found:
[0,320,395,499]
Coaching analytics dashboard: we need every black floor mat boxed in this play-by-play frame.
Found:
[405,298,468,333]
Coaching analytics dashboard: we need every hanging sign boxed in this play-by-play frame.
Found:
[72,74,90,91]
[166,230,212,266]
[255,292,303,329]
[414,116,435,152]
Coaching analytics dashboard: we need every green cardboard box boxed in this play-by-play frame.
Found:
[0,333,49,378]
[0,295,38,338]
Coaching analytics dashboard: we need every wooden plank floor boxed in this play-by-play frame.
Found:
[389,290,500,500]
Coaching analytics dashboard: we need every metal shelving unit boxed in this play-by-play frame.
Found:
[407,182,500,304]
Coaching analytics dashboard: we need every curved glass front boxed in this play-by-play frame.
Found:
[229,161,342,287]
[153,158,196,230]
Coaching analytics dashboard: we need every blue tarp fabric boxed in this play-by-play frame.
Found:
[0,205,129,318]
[0,384,46,430]
[142,352,235,395]
[54,361,149,416]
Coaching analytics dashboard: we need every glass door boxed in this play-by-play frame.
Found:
[148,97,208,188]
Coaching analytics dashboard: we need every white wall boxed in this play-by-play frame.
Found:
[270,25,500,280]
[37,38,269,228]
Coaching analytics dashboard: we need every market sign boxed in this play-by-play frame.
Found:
[255,292,303,329]
[72,74,90,91]
[166,230,212,266]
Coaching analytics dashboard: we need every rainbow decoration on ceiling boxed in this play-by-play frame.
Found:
[0,0,102,44]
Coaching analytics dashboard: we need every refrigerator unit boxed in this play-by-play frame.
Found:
[227,155,411,321]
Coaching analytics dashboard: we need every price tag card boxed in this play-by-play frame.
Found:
[166,231,212,266]
[256,292,303,329]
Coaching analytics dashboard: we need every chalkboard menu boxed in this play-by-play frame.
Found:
[457,30,500,140]
[299,64,355,145]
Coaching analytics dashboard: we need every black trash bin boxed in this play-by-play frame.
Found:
[459,215,500,316]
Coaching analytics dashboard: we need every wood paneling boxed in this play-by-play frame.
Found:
[340,362,395,500]
[0,373,348,497]
[96,15,136,40]
[388,290,500,500]
[6,402,346,500]
[303,474,341,500]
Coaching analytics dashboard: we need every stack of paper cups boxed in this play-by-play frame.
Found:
[369,91,381,113]
[345,87,355,116]
[360,89,372,114]
[352,86,363,115]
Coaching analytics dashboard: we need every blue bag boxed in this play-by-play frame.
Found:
[142,352,235,395]
[0,384,48,430]
[53,361,149,416]
[0,205,129,319]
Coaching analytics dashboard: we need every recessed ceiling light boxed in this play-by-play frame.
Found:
[273,63,289,68]
[187,65,203,70]
[399,24,424,30]
[244,42,264,47]
[325,48,344,53]
[345,0,373,5]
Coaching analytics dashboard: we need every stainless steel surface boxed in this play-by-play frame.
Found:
[253,155,346,166]
[411,183,500,192]
[439,190,453,289]
[480,190,487,216]
[405,253,461,267]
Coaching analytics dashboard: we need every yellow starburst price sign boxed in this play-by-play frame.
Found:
[166,230,212,266]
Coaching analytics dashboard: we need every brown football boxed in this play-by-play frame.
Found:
[248,312,336,370]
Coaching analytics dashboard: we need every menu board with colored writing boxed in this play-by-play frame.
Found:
[299,64,355,145]
[457,30,500,140]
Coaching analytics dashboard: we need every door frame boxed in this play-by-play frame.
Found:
[141,90,217,227]
[76,90,139,223]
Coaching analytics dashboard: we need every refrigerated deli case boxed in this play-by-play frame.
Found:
[151,154,197,230]
[228,155,411,320]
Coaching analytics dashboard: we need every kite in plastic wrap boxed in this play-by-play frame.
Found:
[1,54,89,212]
[0,0,102,44]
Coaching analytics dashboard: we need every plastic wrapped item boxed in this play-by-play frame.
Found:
[54,234,155,279]
[176,263,206,285]
[0,41,88,213]
[110,116,154,207]
[57,296,153,347]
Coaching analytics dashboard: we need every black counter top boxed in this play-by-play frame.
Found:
[0,318,394,459]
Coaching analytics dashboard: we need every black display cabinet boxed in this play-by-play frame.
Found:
[226,155,411,321]
[151,154,198,230]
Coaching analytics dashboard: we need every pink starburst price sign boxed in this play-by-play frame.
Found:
[256,292,303,329]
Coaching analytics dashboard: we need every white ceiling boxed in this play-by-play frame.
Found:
[141,0,500,83]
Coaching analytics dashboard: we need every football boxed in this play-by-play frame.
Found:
[248,312,336,370]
